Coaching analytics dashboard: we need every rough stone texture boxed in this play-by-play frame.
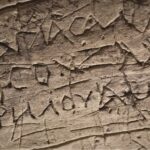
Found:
[0,0,150,150]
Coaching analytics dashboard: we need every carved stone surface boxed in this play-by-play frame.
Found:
[0,0,150,149]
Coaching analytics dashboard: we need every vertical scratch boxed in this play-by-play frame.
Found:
[44,119,50,144]
[19,98,24,150]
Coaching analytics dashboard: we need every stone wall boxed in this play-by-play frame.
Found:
[0,0,150,149]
